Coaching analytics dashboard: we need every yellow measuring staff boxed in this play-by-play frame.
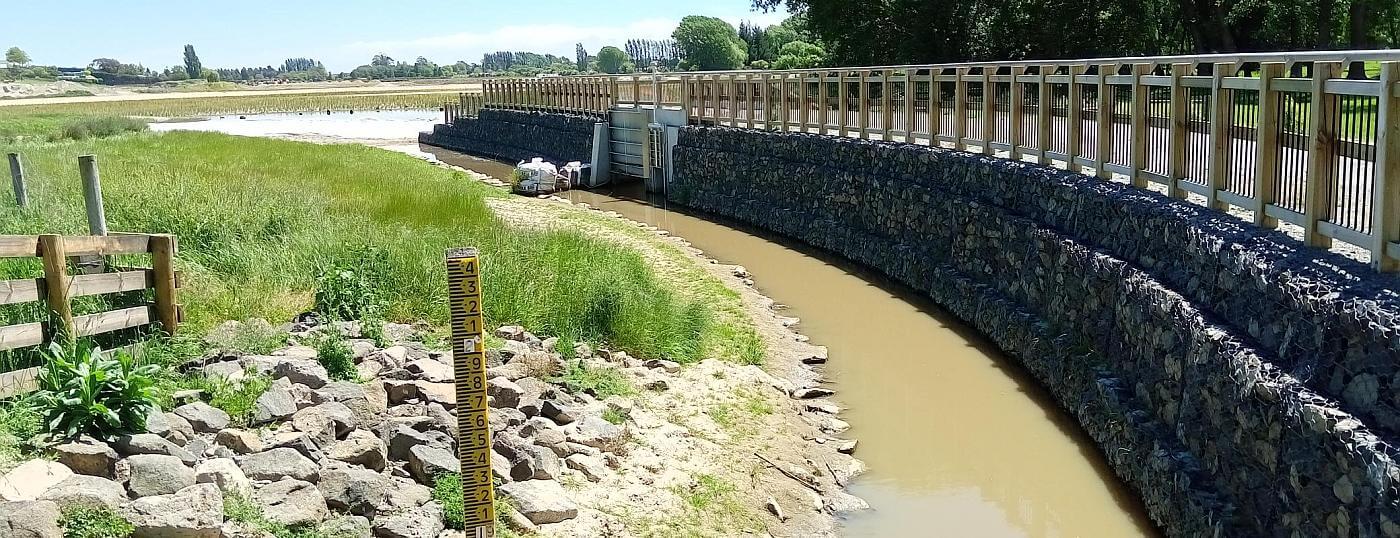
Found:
[447,247,495,531]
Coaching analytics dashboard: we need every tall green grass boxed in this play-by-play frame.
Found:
[0,131,709,362]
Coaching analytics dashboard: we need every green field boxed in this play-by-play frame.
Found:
[0,130,744,364]
[0,90,455,125]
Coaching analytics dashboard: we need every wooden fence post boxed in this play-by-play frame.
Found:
[858,70,870,139]
[1303,61,1342,247]
[838,72,850,137]
[1095,64,1114,178]
[904,68,917,142]
[6,153,26,208]
[78,155,108,236]
[1068,65,1086,169]
[1167,63,1189,199]
[1129,63,1152,188]
[1370,61,1400,271]
[818,73,829,135]
[954,68,968,151]
[1253,62,1283,228]
[1206,62,1236,210]
[881,69,893,140]
[981,69,995,154]
[1038,65,1053,162]
[150,234,180,335]
[38,234,74,343]
[1010,67,1025,159]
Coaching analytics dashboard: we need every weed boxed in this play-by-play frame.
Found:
[433,472,465,530]
[35,342,160,441]
[360,313,389,348]
[60,505,134,538]
[205,319,286,355]
[552,361,632,399]
[167,370,271,426]
[223,492,322,538]
[674,474,737,511]
[314,246,388,320]
[742,391,774,416]
[602,407,629,425]
[312,331,357,382]
[706,405,736,429]
[0,396,43,471]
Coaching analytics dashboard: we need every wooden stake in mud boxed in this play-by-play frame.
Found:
[447,247,495,537]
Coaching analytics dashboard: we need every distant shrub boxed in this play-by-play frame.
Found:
[54,116,148,141]
[35,342,159,441]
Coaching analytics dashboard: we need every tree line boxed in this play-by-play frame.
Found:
[749,0,1400,66]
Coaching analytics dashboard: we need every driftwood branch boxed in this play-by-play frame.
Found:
[754,452,822,493]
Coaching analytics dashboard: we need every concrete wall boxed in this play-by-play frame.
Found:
[419,108,595,166]
[669,125,1400,537]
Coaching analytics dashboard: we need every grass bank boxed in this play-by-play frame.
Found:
[0,130,716,363]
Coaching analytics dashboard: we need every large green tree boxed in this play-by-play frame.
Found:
[596,46,630,74]
[5,47,30,66]
[183,45,202,79]
[673,16,747,71]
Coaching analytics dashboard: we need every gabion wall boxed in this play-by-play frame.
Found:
[670,125,1400,537]
[419,108,596,166]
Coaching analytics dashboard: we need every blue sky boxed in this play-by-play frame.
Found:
[0,1,788,71]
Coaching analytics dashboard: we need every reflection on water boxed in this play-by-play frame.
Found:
[424,146,1158,538]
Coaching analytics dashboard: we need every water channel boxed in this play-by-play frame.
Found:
[159,111,1157,537]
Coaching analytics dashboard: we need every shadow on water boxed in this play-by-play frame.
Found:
[425,145,1159,538]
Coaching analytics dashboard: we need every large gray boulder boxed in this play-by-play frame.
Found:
[214,429,263,454]
[567,416,625,451]
[113,433,197,465]
[124,454,196,498]
[274,358,329,389]
[0,460,72,502]
[291,402,356,446]
[174,402,231,433]
[251,384,299,425]
[407,445,459,485]
[405,359,453,383]
[256,479,326,528]
[37,475,126,510]
[370,502,444,538]
[321,514,373,538]
[52,439,118,479]
[499,480,577,524]
[327,430,387,472]
[123,483,223,538]
[195,458,252,499]
[319,468,392,516]
[0,500,62,538]
[236,447,319,482]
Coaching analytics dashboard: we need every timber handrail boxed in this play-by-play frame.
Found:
[0,232,181,398]
[479,50,1400,271]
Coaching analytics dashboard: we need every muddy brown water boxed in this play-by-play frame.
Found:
[425,148,1156,537]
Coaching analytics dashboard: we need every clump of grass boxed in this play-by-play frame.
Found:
[674,474,737,511]
[602,406,629,425]
[433,473,465,530]
[60,505,134,538]
[0,133,713,363]
[205,319,286,356]
[552,361,632,399]
[706,405,736,429]
[53,116,148,141]
[224,492,322,538]
[0,396,43,471]
[153,367,271,426]
[312,331,357,382]
[360,312,389,348]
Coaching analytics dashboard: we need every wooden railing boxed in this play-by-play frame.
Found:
[481,77,614,117]
[0,233,181,397]
[444,92,487,124]
[481,50,1400,271]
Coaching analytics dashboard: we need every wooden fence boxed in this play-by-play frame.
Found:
[443,92,488,124]
[481,50,1400,271]
[0,233,180,397]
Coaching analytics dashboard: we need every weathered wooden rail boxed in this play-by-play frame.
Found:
[479,50,1400,271]
[0,233,181,397]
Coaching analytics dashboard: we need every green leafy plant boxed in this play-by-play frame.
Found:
[34,342,160,441]
[314,246,389,321]
[552,361,632,399]
[60,505,134,538]
[360,312,389,348]
[433,472,465,530]
[312,331,357,382]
